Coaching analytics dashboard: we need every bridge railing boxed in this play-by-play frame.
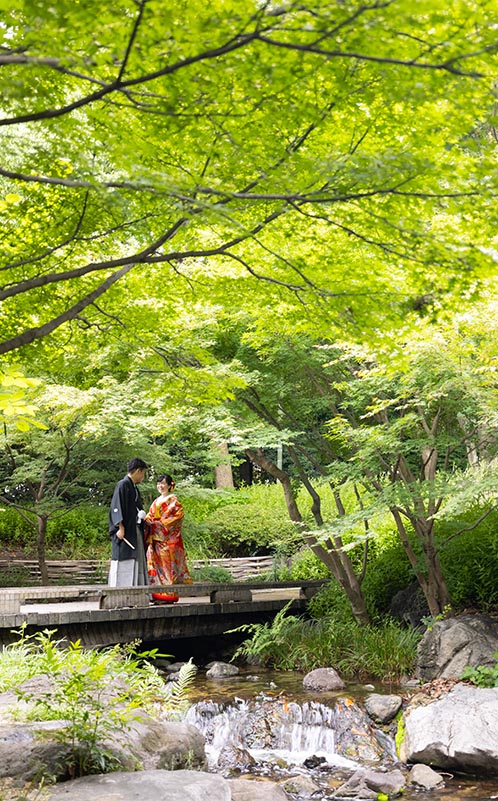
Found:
[0,555,277,585]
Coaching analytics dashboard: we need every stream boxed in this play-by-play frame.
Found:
[179,665,498,801]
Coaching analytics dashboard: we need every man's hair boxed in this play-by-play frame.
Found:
[127,458,148,472]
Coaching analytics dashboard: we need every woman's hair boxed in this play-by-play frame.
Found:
[157,474,173,485]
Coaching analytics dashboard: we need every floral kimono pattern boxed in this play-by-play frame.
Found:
[144,493,192,585]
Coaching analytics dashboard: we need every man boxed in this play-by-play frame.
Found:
[108,457,149,587]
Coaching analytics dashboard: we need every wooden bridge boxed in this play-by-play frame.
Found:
[0,577,324,651]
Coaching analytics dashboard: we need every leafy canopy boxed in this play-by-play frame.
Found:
[0,0,497,357]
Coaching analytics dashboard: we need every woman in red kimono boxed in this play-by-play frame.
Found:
[144,474,192,595]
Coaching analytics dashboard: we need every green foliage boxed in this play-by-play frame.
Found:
[232,605,421,681]
[307,581,357,623]
[461,653,498,688]
[0,505,36,547]
[158,659,198,718]
[0,367,45,431]
[438,507,498,610]
[361,538,415,619]
[0,504,108,556]
[46,507,108,556]
[192,565,234,583]
[0,563,33,587]
[199,484,297,556]
[288,549,331,581]
[420,605,453,632]
[1,0,496,364]
[1,627,194,778]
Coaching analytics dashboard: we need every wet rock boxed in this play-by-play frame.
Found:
[186,696,392,768]
[302,755,326,768]
[302,668,345,691]
[364,694,402,724]
[229,777,289,801]
[401,684,498,775]
[282,774,320,797]
[334,767,405,798]
[0,715,206,780]
[389,581,429,627]
[409,764,445,789]
[217,744,256,772]
[415,613,498,681]
[402,679,421,688]
[333,697,388,762]
[165,661,188,673]
[46,769,230,800]
[153,658,173,670]
[206,661,240,678]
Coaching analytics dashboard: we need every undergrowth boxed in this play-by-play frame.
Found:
[461,652,498,688]
[0,626,196,778]
[231,603,421,681]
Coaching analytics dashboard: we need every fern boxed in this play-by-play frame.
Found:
[163,659,198,716]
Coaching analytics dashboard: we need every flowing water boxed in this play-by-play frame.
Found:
[181,665,498,801]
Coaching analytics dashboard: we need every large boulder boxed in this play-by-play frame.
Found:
[0,673,206,781]
[334,768,405,799]
[389,582,429,627]
[364,694,402,724]
[302,668,345,691]
[45,771,291,801]
[0,714,206,781]
[46,769,230,800]
[415,614,498,681]
[229,778,289,801]
[400,684,498,774]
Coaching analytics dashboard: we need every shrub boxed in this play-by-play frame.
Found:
[0,564,36,587]
[0,505,109,558]
[199,484,298,556]
[438,506,498,610]
[361,538,414,619]
[307,580,356,622]
[192,565,234,583]
[288,548,330,581]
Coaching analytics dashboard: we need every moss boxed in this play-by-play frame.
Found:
[395,712,406,756]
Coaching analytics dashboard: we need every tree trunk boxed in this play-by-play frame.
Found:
[245,448,302,522]
[304,532,371,625]
[213,441,234,489]
[245,447,371,625]
[390,507,452,617]
[415,520,452,616]
[36,514,49,585]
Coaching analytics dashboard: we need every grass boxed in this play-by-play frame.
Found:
[232,603,421,682]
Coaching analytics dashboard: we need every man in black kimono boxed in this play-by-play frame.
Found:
[108,457,149,587]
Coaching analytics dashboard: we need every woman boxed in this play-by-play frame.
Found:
[144,474,192,591]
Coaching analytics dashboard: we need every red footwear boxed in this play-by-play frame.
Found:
[151,592,179,604]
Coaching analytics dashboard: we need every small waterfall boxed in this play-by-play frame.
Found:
[185,695,365,769]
